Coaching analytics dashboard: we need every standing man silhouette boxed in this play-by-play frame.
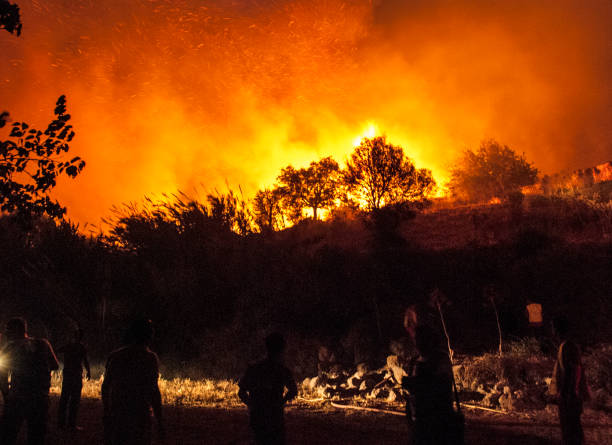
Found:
[57,328,91,430]
[102,319,164,445]
[238,333,297,445]
[550,317,590,445]
[0,317,59,445]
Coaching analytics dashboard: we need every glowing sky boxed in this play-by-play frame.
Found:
[1,0,610,224]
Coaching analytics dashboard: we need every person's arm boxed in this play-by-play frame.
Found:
[82,345,91,380]
[283,369,298,404]
[238,368,252,406]
[101,357,113,416]
[150,354,164,440]
[44,339,60,371]
[0,347,9,399]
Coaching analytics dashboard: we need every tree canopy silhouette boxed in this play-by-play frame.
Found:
[253,188,284,232]
[449,139,538,202]
[0,0,21,36]
[0,96,85,222]
[277,156,340,221]
[343,136,436,211]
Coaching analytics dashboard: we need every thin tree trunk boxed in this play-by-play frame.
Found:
[490,296,503,356]
[436,302,454,364]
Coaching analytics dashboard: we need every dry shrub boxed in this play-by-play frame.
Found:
[584,344,612,395]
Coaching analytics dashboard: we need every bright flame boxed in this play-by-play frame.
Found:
[352,123,379,147]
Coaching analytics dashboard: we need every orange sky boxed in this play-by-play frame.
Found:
[1,0,611,225]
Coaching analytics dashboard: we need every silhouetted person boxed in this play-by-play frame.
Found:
[0,317,59,445]
[550,317,589,445]
[101,319,164,445]
[56,328,91,430]
[238,333,297,445]
[402,325,455,445]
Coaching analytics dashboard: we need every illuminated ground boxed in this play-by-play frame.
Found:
[10,396,612,445]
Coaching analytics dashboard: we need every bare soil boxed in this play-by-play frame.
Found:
[10,397,612,444]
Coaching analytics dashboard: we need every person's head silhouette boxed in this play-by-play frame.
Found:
[265,332,285,361]
[6,317,27,341]
[552,316,570,340]
[124,318,154,346]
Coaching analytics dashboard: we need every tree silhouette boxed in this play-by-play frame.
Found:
[343,136,436,211]
[277,156,340,221]
[0,0,21,36]
[253,188,284,232]
[0,96,85,222]
[449,139,538,203]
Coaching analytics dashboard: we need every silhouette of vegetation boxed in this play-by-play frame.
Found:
[344,136,436,210]
[207,188,254,235]
[0,0,21,36]
[449,139,538,203]
[0,191,611,382]
[277,156,340,221]
[0,96,85,223]
[253,188,285,232]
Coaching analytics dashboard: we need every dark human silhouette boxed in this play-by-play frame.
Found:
[56,328,91,430]
[238,333,297,445]
[101,319,164,445]
[0,317,59,445]
[402,325,455,445]
[550,317,590,445]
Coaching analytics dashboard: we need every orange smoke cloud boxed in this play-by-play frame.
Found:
[1,0,610,225]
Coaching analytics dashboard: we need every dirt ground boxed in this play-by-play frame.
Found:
[10,397,612,444]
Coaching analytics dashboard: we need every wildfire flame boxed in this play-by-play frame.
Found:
[0,0,610,224]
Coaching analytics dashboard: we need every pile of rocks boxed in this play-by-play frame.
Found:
[452,355,552,411]
[301,355,408,402]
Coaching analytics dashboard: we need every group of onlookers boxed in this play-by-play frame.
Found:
[0,317,163,445]
[0,314,590,445]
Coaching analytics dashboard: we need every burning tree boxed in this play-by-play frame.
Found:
[276,156,340,222]
[343,136,436,211]
[449,139,538,203]
[0,96,85,222]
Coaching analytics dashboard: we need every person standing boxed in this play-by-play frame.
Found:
[56,328,91,430]
[238,333,297,445]
[550,317,590,445]
[101,319,164,445]
[402,324,455,445]
[0,317,60,445]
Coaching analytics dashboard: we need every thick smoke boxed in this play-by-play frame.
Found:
[1,0,610,224]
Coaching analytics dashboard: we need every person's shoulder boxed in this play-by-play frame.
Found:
[280,363,293,376]
[107,346,130,361]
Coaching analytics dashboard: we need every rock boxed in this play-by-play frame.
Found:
[499,386,514,411]
[482,390,501,407]
[346,372,363,389]
[386,355,407,384]
[591,388,611,410]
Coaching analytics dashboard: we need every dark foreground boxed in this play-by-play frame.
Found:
[10,397,612,445]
